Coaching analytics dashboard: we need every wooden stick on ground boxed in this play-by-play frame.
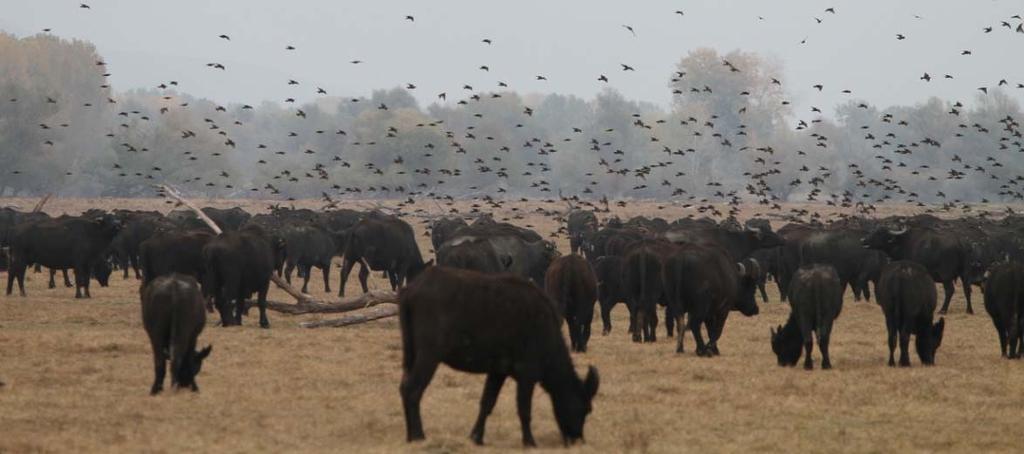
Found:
[300,304,399,328]
[263,291,397,314]
[31,193,52,213]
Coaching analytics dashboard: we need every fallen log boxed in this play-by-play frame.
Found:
[264,290,397,314]
[300,304,399,328]
[31,194,52,213]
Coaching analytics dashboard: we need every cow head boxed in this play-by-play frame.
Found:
[174,344,212,392]
[735,258,761,316]
[551,366,599,445]
[770,323,802,367]
[861,226,907,251]
[94,214,124,238]
[745,225,784,249]
[91,258,112,287]
[916,317,945,365]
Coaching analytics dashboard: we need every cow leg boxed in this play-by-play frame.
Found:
[515,380,537,447]
[802,332,815,371]
[215,293,233,327]
[48,269,56,289]
[994,317,1008,358]
[149,346,167,395]
[599,300,613,335]
[63,269,72,287]
[647,303,658,343]
[469,373,507,445]
[961,276,974,314]
[939,280,955,314]
[898,329,912,367]
[707,315,728,356]
[758,279,769,303]
[578,307,593,353]
[8,258,27,297]
[400,358,438,443]
[1005,317,1019,359]
[664,305,674,338]
[690,317,710,357]
[131,255,142,280]
[632,307,644,343]
[300,264,311,294]
[675,314,686,353]
[338,258,355,297]
[257,287,270,329]
[358,264,371,294]
[284,261,295,284]
[565,315,579,351]
[819,323,833,370]
[322,262,332,294]
[886,318,898,367]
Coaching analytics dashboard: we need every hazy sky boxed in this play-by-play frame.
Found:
[2,0,1022,115]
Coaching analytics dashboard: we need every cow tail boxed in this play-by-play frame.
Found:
[168,284,183,382]
[398,296,415,372]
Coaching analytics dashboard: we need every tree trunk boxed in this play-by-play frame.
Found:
[300,304,399,328]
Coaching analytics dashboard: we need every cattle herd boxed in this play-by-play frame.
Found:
[3,203,1024,446]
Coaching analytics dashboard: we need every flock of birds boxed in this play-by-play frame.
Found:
[9,4,1024,226]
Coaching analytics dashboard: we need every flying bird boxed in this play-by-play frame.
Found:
[622,24,636,36]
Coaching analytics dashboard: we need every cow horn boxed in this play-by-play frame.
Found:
[888,226,908,235]
[737,262,746,276]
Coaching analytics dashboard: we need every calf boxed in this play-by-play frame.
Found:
[983,262,1024,358]
[771,265,843,370]
[141,274,212,395]
[876,261,946,367]
[398,266,599,447]
[545,255,599,353]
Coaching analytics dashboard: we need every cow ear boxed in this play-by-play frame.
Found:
[197,345,212,360]
[583,366,600,400]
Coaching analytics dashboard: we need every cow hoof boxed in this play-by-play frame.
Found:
[938,309,948,315]
[822,362,832,370]
[469,432,484,445]
[260,321,270,329]
[150,386,163,396]
[804,363,814,371]
[966,309,974,315]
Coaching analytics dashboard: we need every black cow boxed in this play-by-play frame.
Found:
[983,262,1024,358]
[46,259,112,290]
[771,265,843,370]
[662,245,760,357]
[339,215,426,296]
[545,255,598,353]
[140,230,216,286]
[623,240,667,343]
[436,236,507,274]
[141,274,212,395]
[201,207,251,231]
[110,212,174,280]
[398,266,599,447]
[282,224,336,294]
[876,261,946,367]
[7,215,121,298]
[430,217,468,252]
[801,230,888,302]
[203,225,276,328]
[593,255,628,336]
[663,224,784,262]
[775,223,818,301]
[566,210,598,255]
[862,226,971,314]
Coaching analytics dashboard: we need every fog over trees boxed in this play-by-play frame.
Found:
[1,32,1021,207]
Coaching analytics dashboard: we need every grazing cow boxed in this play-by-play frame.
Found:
[566,210,598,255]
[876,261,946,367]
[429,216,468,252]
[339,215,427,296]
[46,259,112,290]
[662,245,760,356]
[140,230,216,286]
[545,255,599,352]
[862,226,971,314]
[141,274,212,395]
[592,255,628,335]
[281,224,336,293]
[983,262,1024,358]
[771,265,843,370]
[7,215,121,298]
[203,226,276,328]
[398,266,599,447]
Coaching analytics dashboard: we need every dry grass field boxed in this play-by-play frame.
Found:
[2,198,1024,453]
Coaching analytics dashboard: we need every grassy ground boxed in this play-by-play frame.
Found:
[1,199,1023,453]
